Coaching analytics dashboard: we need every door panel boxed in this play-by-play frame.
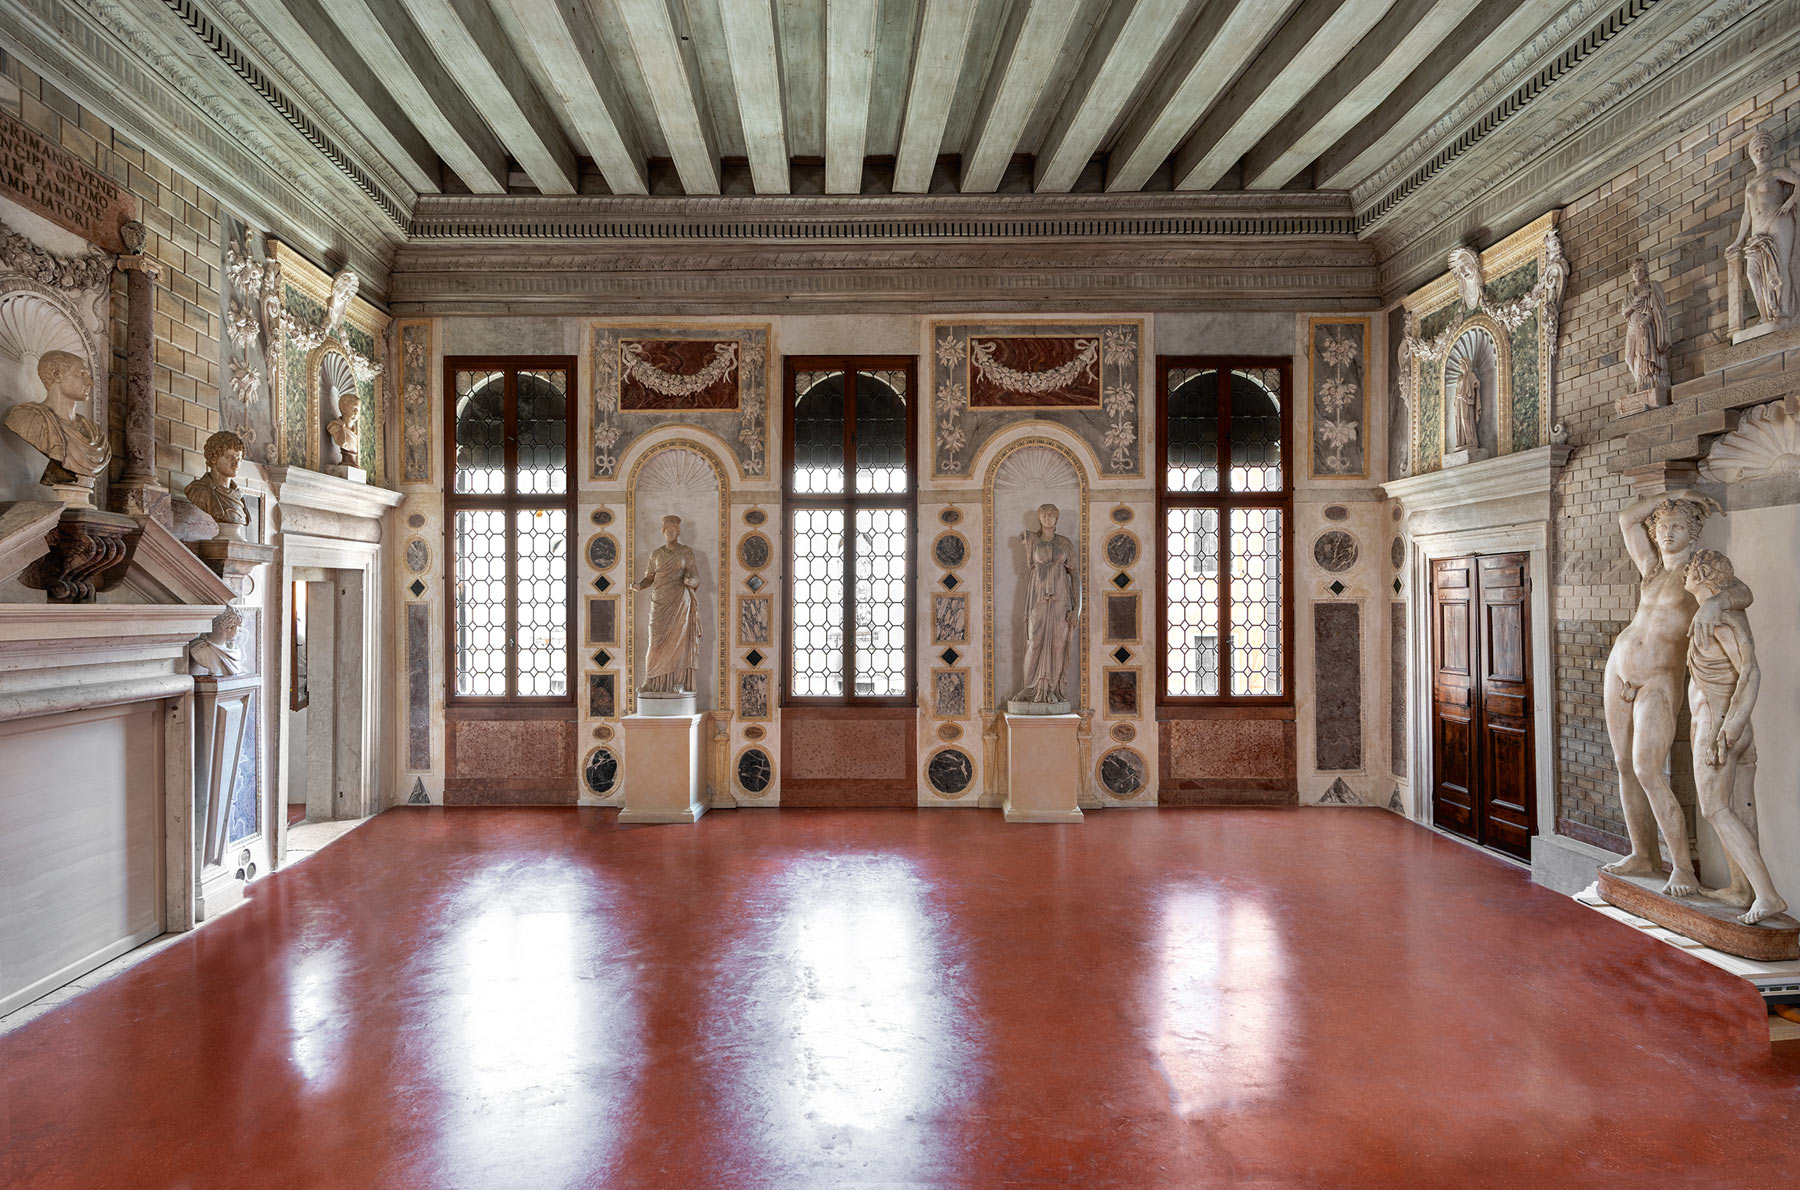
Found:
[1430,556,1478,841]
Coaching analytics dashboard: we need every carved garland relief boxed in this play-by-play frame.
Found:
[589,323,771,480]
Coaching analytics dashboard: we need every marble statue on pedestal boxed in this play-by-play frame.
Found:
[1683,550,1786,925]
[1008,502,1079,713]
[4,349,109,506]
[183,431,250,540]
[636,514,700,694]
[1728,128,1799,326]
[327,390,360,468]
[1601,492,1749,895]
[1620,257,1670,403]
[188,607,246,677]
[1452,363,1480,455]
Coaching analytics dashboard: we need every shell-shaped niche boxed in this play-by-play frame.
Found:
[992,443,1080,493]
[319,350,356,413]
[0,290,90,380]
[1702,401,1800,484]
[635,445,717,501]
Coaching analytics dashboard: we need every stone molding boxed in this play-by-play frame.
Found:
[265,464,401,523]
[1384,443,1573,518]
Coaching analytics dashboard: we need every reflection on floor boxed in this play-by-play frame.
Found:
[1,807,1794,1187]
[288,803,306,826]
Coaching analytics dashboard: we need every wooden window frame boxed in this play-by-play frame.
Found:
[781,355,919,709]
[443,354,577,706]
[1155,355,1295,711]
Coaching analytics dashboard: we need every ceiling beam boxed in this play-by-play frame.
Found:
[1173,0,1398,191]
[717,0,789,194]
[397,0,577,195]
[318,0,509,192]
[1104,0,1297,193]
[960,0,1085,193]
[257,0,440,194]
[824,0,879,194]
[892,0,977,194]
[1034,0,1196,194]
[1242,0,1481,191]
[1313,0,1567,191]
[613,0,723,195]
[505,0,647,195]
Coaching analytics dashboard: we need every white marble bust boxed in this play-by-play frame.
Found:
[4,348,109,505]
[188,607,246,677]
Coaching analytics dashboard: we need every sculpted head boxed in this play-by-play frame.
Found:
[37,350,90,405]
[203,430,246,480]
[1631,257,1650,286]
[662,514,681,544]
[1684,549,1734,599]
[209,606,243,644]
[1648,497,1706,557]
[1449,247,1483,309]
[336,391,360,422]
[1749,128,1775,166]
[1036,503,1060,533]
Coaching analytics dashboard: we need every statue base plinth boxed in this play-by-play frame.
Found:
[1003,712,1083,823]
[1597,867,1799,961]
[1730,320,1790,345]
[44,477,97,509]
[194,537,275,601]
[326,464,366,484]
[1005,699,1071,716]
[109,478,172,529]
[1615,385,1669,417]
[20,507,138,603]
[1442,447,1491,467]
[635,691,697,717]
[619,712,707,824]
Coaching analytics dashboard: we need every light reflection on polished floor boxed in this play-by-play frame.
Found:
[1,807,1795,1187]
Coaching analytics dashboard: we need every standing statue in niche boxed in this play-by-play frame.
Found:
[327,390,360,468]
[183,430,250,539]
[636,514,700,694]
[1452,364,1480,454]
[1601,493,1749,896]
[4,349,109,506]
[1620,257,1671,403]
[1009,502,1079,712]
[1728,128,1799,326]
[1683,550,1786,925]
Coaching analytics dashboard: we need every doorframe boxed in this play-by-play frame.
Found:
[1405,522,1554,852]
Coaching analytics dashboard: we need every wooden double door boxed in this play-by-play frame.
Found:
[1430,553,1536,860]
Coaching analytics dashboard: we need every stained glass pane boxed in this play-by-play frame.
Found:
[1230,370,1282,492]
[854,373,908,494]
[853,507,908,695]
[453,371,504,494]
[516,370,568,495]
[791,508,845,696]
[453,508,507,696]
[1167,372,1219,492]
[515,508,568,696]
[794,373,846,494]
[1230,507,1283,695]
[1165,507,1219,696]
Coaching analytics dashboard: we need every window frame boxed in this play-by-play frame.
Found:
[1155,355,1295,710]
[442,354,577,707]
[781,355,919,708]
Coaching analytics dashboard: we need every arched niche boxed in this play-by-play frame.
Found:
[0,286,106,502]
[624,440,728,714]
[983,436,1089,712]
[314,348,357,468]
[1442,323,1507,459]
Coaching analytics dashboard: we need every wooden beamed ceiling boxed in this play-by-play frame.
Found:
[240,0,1579,203]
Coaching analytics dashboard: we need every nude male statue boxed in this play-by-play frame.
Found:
[1683,550,1786,925]
[1601,492,1749,896]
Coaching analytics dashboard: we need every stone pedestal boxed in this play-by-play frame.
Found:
[636,691,697,717]
[1442,446,1491,468]
[19,507,138,602]
[1615,385,1669,417]
[325,464,366,484]
[1004,712,1083,823]
[194,537,275,602]
[619,713,707,824]
[1597,868,1800,961]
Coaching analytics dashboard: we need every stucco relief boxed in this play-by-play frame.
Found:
[589,324,770,480]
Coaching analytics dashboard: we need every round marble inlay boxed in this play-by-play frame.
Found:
[936,723,962,742]
[932,532,967,570]
[588,534,618,571]
[927,748,974,796]
[1111,505,1133,524]
[1391,504,1402,522]
[404,537,430,574]
[743,725,765,741]
[584,747,618,795]
[940,506,963,525]
[1109,722,1136,743]
[744,507,768,526]
[737,747,773,794]
[1313,530,1358,573]
[1323,505,1349,522]
[1098,747,1146,798]
[406,513,426,529]
[739,532,772,570]
[594,725,613,741]
[1104,531,1138,569]
[591,508,613,526]
[1391,535,1405,570]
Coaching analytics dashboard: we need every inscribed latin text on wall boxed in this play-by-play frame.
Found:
[0,108,133,252]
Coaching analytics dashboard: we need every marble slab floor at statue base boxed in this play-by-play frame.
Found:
[618,712,707,824]
[1597,868,1800,961]
[1003,713,1083,823]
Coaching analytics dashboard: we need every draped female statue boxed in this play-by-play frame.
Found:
[635,514,701,694]
[1009,503,1079,711]
[1620,257,1670,396]
[1728,128,1800,326]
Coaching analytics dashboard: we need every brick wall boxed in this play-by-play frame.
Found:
[0,49,222,490]
[1549,72,1800,846]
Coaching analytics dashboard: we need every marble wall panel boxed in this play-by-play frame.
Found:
[445,718,576,804]
[406,602,429,771]
[1158,718,1296,805]
[1309,317,1369,478]
[1390,600,1406,779]
[1314,602,1362,771]
[590,324,770,479]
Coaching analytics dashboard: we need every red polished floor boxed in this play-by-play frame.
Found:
[2,808,1794,1188]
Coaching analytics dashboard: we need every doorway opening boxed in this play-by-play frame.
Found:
[1430,552,1536,861]
[283,568,373,859]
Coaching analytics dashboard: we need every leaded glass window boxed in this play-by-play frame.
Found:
[446,358,575,702]
[1158,359,1291,704]
[784,359,917,704]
